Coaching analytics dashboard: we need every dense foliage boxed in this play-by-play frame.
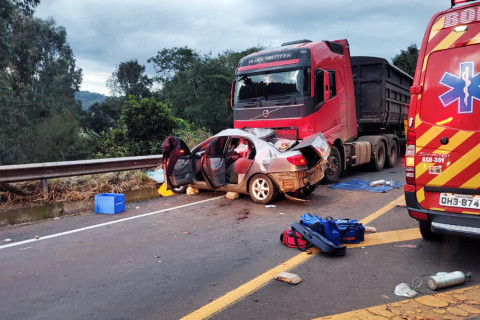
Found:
[392,43,418,77]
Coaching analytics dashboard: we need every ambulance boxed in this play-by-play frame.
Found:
[405,0,480,239]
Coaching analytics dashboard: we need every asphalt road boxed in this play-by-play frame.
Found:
[1,159,480,320]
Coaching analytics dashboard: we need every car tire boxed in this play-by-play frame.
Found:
[172,185,187,193]
[249,174,278,204]
[371,142,386,171]
[324,146,341,184]
[419,220,443,241]
[386,140,398,168]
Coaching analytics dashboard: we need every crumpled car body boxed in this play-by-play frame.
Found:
[164,128,330,204]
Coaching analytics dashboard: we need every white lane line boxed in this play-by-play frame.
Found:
[0,196,225,251]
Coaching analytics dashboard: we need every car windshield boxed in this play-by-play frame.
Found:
[234,68,310,103]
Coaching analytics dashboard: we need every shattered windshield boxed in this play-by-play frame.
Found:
[234,68,310,103]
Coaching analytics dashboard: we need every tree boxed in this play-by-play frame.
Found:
[107,59,152,98]
[0,2,84,164]
[392,43,419,77]
[148,47,260,133]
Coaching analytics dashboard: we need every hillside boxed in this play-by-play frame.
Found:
[75,91,108,110]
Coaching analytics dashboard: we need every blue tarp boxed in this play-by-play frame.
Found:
[146,168,164,183]
[329,179,403,193]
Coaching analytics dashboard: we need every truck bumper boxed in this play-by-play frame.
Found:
[405,189,480,238]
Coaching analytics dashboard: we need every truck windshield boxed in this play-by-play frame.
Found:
[234,68,310,103]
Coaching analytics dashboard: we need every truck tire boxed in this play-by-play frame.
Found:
[419,220,444,241]
[324,146,341,183]
[249,174,278,204]
[386,140,398,168]
[371,142,386,171]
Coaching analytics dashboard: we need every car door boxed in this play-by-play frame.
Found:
[166,140,194,187]
[201,136,227,188]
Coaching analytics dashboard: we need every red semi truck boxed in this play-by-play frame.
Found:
[231,39,413,182]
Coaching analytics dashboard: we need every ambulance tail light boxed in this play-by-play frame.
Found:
[405,144,416,185]
[409,209,427,221]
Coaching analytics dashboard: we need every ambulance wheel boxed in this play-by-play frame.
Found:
[371,142,386,171]
[419,220,443,241]
[324,146,341,183]
[386,140,398,168]
[249,174,278,204]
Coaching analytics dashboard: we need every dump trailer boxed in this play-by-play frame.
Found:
[231,39,412,182]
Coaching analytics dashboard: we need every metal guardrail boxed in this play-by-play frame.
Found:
[0,155,163,184]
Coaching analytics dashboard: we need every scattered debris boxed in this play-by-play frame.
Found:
[34,235,40,239]
[182,231,191,235]
[278,212,285,215]
[275,272,302,285]
[393,244,423,249]
[226,192,239,200]
[210,283,216,286]
[265,205,277,208]
[365,226,377,233]
[186,187,199,195]
[394,283,418,298]
[53,217,60,220]
[3,238,13,243]
[157,183,175,197]
[369,179,394,187]
[396,202,407,207]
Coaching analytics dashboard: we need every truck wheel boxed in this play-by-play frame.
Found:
[324,146,341,183]
[419,220,443,241]
[386,140,398,168]
[371,142,386,171]
[249,174,278,204]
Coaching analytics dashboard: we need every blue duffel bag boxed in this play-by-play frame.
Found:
[300,213,365,245]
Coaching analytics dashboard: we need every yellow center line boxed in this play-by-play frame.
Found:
[180,195,413,320]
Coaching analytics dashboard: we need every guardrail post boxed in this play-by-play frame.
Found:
[41,179,48,198]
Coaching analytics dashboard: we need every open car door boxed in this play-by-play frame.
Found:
[166,140,195,187]
[201,137,227,188]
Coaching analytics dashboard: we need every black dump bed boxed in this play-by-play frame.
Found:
[350,56,412,135]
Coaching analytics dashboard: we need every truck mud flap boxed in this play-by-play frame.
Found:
[291,222,346,256]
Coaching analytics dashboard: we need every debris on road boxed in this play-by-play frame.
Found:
[186,187,199,195]
[394,282,418,298]
[3,238,13,243]
[393,244,422,249]
[365,226,377,233]
[274,272,302,285]
[226,192,239,200]
[33,235,40,239]
[157,183,175,197]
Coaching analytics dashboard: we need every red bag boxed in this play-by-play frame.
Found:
[280,229,310,250]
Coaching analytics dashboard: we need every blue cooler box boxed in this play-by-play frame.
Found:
[95,193,125,214]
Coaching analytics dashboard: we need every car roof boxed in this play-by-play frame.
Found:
[214,128,276,140]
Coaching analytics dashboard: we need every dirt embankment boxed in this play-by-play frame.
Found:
[0,171,158,213]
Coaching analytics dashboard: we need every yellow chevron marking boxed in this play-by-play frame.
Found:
[417,187,425,203]
[461,171,480,189]
[416,125,445,148]
[434,131,474,154]
[467,32,480,45]
[428,144,480,186]
[430,207,446,212]
[416,162,432,177]
[429,16,445,41]
[422,31,463,72]
[415,113,422,129]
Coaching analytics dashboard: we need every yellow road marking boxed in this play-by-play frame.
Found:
[360,195,404,226]
[180,196,415,320]
[314,285,480,320]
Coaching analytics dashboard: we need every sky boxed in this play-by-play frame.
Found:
[35,0,448,96]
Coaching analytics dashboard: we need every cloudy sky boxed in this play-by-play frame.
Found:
[35,0,448,95]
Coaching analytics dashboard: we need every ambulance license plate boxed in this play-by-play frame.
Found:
[439,193,480,209]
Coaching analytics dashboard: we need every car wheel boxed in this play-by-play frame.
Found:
[371,142,386,171]
[386,140,398,168]
[324,146,341,184]
[249,174,278,204]
[419,220,443,241]
[172,185,187,193]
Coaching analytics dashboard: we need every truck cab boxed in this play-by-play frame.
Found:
[405,0,480,239]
